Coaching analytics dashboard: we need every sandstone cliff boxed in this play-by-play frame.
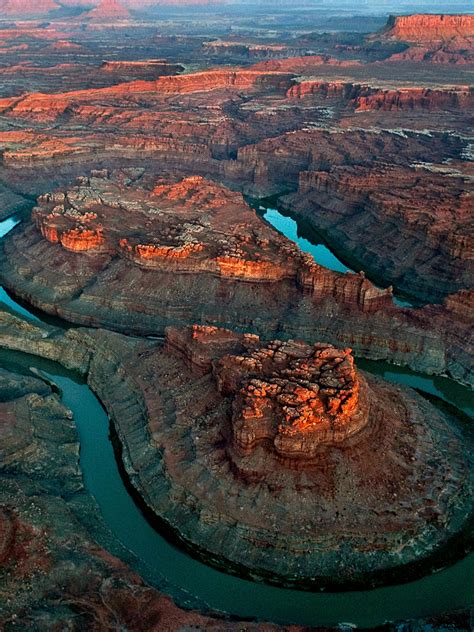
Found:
[1,173,472,386]
[382,14,474,42]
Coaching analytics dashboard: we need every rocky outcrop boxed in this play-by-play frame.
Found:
[234,127,463,196]
[287,81,473,110]
[385,41,474,65]
[382,14,474,42]
[1,172,472,386]
[378,15,474,64]
[251,55,360,71]
[224,342,366,458]
[0,314,471,589]
[81,0,131,20]
[6,317,471,588]
[203,40,298,60]
[284,164,473,303]
[100,59,185,79]
[353,86,473,111]
[0,321,317,631]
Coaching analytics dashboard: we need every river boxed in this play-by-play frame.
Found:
[0,214,472,627]
[259,206,415,308]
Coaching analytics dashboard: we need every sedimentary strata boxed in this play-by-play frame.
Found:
[378,14,474,64]
[0,7,472,630]
[280,163,473,303]
[1,313,471,588]
[382,14,474,42]
[0,333,318,630]
[1,171,472,386]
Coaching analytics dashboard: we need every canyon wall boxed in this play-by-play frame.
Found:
[383,14,474,41]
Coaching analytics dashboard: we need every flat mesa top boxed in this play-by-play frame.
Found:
[33,172,300,273]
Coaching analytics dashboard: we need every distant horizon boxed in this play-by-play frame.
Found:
[1,0,473,15]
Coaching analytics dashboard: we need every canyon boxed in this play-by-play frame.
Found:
[0,5,472,631]
[0,313,472,592]
[2,171,472,386]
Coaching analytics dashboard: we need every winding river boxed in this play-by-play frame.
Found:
[259,207,415,308]
[0,213,473,627]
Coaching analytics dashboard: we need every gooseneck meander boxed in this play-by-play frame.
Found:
[0,211,472,628]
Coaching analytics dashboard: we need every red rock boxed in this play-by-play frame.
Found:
[82,0,131,20]
[216,339,366,459]
[378,14,474,64]
[0,0,59,15]
[75,323,473,585]
[288,164,473,302]
[353,86,473,111]
[287,81,473,111]
[382,14,474,42]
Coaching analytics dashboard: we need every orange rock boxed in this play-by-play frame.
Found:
[382,14,474,42]
[60,227,104,252]
[215,339,368,460]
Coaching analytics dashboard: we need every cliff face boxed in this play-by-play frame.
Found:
[5,319,469,589]
[383,14,474,41]
[3,315,471,590]
[288,81,473,111]
[29,172,393,304]
[1,172,472,386]
[284,164,473,304]
[0,314,318,632]
[378,14,474,64]
[234,127,463,196]
[354,87,473,111]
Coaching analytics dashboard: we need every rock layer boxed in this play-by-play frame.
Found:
[282,164,473,303]
[2,316,469,588]
[382,14,474,42]
[2,171,472,386]
[0,333,316,631]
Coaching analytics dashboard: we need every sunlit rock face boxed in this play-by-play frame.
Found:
[216,339,368,460]
[377,14,474,64]
[382,14,474,42]
[65,323,471,587]
[2,169,471,385]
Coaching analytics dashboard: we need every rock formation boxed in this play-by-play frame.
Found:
[0,0,59,15]
[2,314,470,588]
[382,14,474,42]
[1,171,472,386]
[0,10,472,627]
[0,315,316,631]
[213,334,366,459]
[378,14,474,64]
[281,164,473,303]
[81,0,131,20]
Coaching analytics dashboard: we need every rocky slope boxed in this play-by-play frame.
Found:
[0,11,472,631]
[378,14,474,64]
[0,317,321,630]
[1,315,471,589]
[0,50,470,314]
[280,163,473,303]
[1,172,472,386]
